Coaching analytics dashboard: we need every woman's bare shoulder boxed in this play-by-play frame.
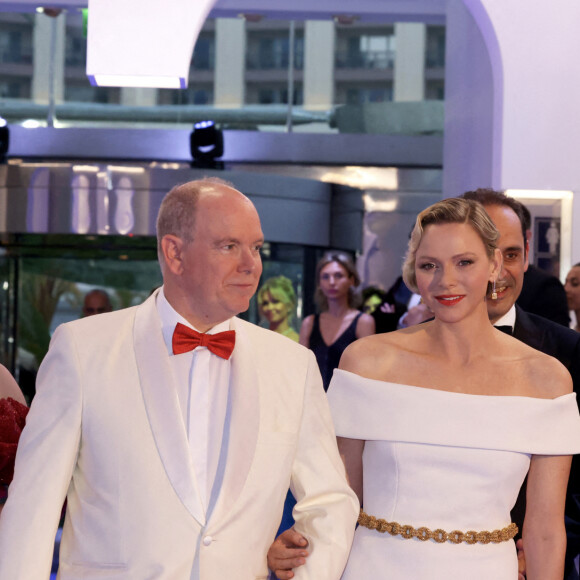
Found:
[299,315,315,346]
[355,312,376,338]
[340,327,420,375]
[527,349,573,398]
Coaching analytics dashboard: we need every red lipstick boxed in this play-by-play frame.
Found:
[435,295,465,306]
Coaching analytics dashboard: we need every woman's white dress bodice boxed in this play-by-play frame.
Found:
[327,369,580,580]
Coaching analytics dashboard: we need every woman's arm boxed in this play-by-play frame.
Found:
[0,365,27,515]
[267,528,309,580]
[337,436,364,506]
[355,313,375,339]
[0,365,25,405]
[523,453,571,580]
[267,436,364,579]
[298,314,314,347]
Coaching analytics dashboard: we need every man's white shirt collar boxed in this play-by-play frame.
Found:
[493,304,516,331]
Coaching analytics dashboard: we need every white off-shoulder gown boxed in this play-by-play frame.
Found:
[327,369,580,580]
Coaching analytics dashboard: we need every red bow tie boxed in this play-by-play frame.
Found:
[172,323,236,360]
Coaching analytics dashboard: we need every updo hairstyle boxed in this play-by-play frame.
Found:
[402,197,499,294]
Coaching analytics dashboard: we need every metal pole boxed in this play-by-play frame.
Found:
[46,10,61,128]
[286,21,295,133]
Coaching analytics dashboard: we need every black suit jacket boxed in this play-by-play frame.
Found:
[516,265,571,327]
[511,306,580,574]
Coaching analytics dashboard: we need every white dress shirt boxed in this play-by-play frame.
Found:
[493,304,517,332]
[156,288,232,518]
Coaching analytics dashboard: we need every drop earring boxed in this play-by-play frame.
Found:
[491,279,498,300]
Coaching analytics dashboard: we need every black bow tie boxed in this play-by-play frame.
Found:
[495,325,512,336]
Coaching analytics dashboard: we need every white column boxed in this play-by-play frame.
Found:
[303,20,334,110]
[214,18,245,107]
[32,12,65,104]
[443,0,580,280]
[444,0,580,193]
[442,0,495,196]
[393,23,425,102]
[120,88,158,106]
[480,0,580,190]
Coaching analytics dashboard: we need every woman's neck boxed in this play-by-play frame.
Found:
[325,298,352,318]
[269,318,291,333]
[426,305,497,364]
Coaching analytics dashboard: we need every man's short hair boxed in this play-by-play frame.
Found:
[82,289,113,316]
[156,177,235,254]
[461,188,529,245]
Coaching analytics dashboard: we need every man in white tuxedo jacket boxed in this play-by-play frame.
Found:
[0,178,358,579]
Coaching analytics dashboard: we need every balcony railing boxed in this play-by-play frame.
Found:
[246,49,304,71]
[0,48,32,64]
[335,49,395,70]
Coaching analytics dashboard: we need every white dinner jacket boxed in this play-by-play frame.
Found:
[0,290,358,579]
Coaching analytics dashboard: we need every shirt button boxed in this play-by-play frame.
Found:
[203,536,213,546]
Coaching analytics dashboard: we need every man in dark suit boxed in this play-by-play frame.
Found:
[463,189,580,579]
[518,264,570,326]
[515,200,570,327]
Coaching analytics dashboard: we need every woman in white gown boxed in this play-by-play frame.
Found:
[268,197,580,580]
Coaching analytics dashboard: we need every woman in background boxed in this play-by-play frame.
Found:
[564,263,580,332]
[258,276,300,342]
[258,276,301,536]
[300,253,374,391]
[0,364,27,514]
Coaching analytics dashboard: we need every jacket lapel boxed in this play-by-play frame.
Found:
[208,318,260,526]
[513,305,545,351]
[133,291,206,526]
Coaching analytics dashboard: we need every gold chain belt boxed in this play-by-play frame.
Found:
[358,510,518,545]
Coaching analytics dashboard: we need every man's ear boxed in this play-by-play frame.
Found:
[161,235,185,276]
[523,237,530,272]
[491,247,503,280]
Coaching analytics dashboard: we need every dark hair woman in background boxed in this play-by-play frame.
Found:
[299,253,374,391]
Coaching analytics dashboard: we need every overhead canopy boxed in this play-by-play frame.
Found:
[86,0,216,88]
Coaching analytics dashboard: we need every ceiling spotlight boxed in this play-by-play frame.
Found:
[190,120,224,169]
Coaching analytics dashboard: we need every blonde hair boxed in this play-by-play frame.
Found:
[257,276,297,316]
[402,197,499,293]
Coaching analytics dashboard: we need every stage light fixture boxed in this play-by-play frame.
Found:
[190,120,224,169]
